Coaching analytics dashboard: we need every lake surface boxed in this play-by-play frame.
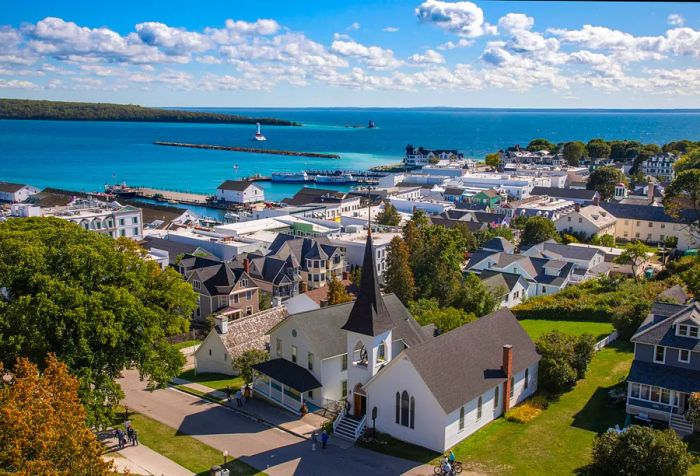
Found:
[2,108,700,201]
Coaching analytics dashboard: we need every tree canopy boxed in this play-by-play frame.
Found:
[376,201,401,226]
[0,355,113,475]
[520,216,560,248]
[527,138,557,153]
[587,166,626,200]
[586,139,611,159]
[0,218,197,426]
[233,349,268,384]
[327,274,353,305]
[485,152,500,168]
[562,141,586,166]
[664,168,700,239]
[384,236,416,304]
[408,298,476,333]
[536,331,595,394]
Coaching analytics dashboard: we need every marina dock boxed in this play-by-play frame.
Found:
[129,187,210,204]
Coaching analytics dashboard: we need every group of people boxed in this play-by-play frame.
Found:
[439,451,458,475]
[114,423,138,449]
[225,384,252,407]
[310,430,330,450]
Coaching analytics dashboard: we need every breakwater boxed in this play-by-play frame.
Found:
[153,141,341,159]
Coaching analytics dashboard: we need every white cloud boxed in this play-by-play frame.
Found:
[347,22,361,31]
[498,13,534,34]
[135,22,211,55]
[408,49,445,65]
[415,0,488,38]
[437,38,473,50]
[383,26,399,33]
[330,40,401,70]
[0,78,39,89]
[668,14,685,27]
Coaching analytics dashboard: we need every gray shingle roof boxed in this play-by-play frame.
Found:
[0,182,28,193]
[530,186,597,201]
[632,302,700,351]
[217,180,257,192]
[479,270,526,293]
[628,360,700,394]
[253,358,321,392]
[658,284,689,305]
[599,202,683,223]
[482,237,515,253]
[403,309,540,414]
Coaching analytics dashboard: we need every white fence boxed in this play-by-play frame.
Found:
[594,331,619,351]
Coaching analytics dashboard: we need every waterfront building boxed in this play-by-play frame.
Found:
[282,187,362,220]
[554,204,616,240]
[216,180,265,204]
[42,197,144,240]
[403,145,464,167]
[0,182,40,203]
[640,153,678,181]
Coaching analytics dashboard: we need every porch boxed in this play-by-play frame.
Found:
[252,358,322,415]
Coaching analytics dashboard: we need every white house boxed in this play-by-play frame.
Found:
[0,182,40,203]
[251,230,540,452]
[216,180,265,204]
[555,205,617,240]
[478,270,530,308]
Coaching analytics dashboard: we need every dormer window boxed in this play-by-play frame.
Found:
[377,342,386,363]
[193,280,201,290]
[678,324,699,338]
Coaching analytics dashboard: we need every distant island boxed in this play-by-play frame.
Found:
[0,98,299,126]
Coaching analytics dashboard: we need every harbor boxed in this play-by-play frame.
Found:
[153,141,341,159]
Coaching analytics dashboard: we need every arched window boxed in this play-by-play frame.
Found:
[410,397,415,429]
[494,386,499,409]
[459,407,465,430]
[377,342,386,362]
[353,341,368,367]
[477,396,483,420]
[524,368,529,390]
[395,392,400,424]
[401,391,410,427]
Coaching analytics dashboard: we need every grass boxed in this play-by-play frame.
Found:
[113,409,262,476]
[177,369,245,391]
[519,319,614,341]
[357,431,439,464]
[449,342,634,475]
[689,434,700,476]
[171,339,201,350]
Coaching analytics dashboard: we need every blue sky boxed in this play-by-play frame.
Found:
[1,0,699,108]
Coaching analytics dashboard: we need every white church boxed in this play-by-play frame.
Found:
[252,230,540,452]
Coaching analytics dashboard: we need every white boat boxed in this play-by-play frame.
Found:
[252,122,266,141]
[314,172,355,184]
[271,171,309,183]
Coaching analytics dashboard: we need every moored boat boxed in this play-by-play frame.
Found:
[271,171,309,183]
[252,122,267,141]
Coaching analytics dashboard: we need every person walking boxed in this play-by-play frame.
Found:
[311,431,318,451]
[132,428,139,446]
[225,386,233,402]
[115,428,124,450]
[235,389,243,407]
[321,430,329,450]
[126,426,134,446]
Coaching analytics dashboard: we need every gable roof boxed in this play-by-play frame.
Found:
[217,180,258,192]
[140,236,203,265]
[0,182,28,193]
[599,202,683,223]
[658,284,689,305]
[632,302,700,351]
[403,309,540,414]
[479,270,527,293]
[526,241,602,262]
[341,231,394,336]
[482,237,515,253]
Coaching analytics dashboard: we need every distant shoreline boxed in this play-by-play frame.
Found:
[0,98,300,126]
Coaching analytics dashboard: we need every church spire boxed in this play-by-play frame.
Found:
[341,209,393,336]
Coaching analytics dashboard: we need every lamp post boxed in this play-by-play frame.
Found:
[223,450,228,467]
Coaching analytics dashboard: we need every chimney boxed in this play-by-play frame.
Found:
[215,315,228,334]
[243,257,250,274]
[502,344,513,413]
[574,203,580,212]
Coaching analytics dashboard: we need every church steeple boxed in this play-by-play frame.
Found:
[341,206,393,336]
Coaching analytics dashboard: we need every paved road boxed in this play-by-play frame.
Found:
[120,370,431,476]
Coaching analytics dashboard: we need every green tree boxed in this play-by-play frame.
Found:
[474,227,514,247]
[327,273,352,305]
[586,139,611,159]
[451,273,498,317]
[612,299,651,340]
[587,166,627,201]
[376,202,401,226]
[590,234,615,247]
[0,355,113,475]
[408,298,476,333]
[536,331,596,394]
[384,236,416,304]
[0,218,196,427]
[664,169,700,239]
[674,149,700,173]
[258,291,272,311]
[485,152,500,168]
[561,233,579,244]
[233,349,268,384]
[687,392,700,426]
[590,426,693,476]
[453,222,478,252]
[520,216,560,248]
[527,138,556,153]
[562,141,586,166]
[615,241,652,281]
[350,267,362,288]
[609,141,628,160]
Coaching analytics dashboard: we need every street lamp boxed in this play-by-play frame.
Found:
[223,450,228,467]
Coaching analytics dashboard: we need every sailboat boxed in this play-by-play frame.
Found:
[252,122,267,141]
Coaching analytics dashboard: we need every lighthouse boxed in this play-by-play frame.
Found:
[253,122,267,141]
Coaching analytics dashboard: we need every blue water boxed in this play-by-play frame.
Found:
[2,108,700,202]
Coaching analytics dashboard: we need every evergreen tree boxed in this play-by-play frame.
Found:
[376,202,401,226]
[327,273,352,305]
[384,236,416,304]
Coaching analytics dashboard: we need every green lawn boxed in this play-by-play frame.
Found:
[689,434,700,476]
[451,342,633,475]
[177,369,245,391]
[171,339,201,350]
[519,319,614,341]
[113,409,262,476]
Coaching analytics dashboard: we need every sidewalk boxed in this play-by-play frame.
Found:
[171,377,328,441]
[104,437,193,476]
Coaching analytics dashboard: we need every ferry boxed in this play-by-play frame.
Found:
[271,171,309,183]
[368,120,377,129]
[252,122,267,141]
[314,172,355,184]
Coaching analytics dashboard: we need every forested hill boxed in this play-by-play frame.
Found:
[0,99,299,126]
